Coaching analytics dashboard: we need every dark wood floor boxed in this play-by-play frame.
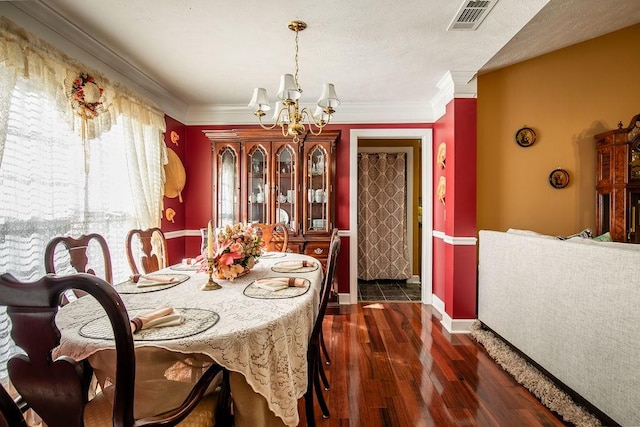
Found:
[297,302,569,427]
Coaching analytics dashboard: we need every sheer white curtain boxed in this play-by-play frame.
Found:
[0,17,167,382]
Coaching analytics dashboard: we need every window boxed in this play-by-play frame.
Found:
[0,18,167,385]
[0,75,137,283]
[0,73,145,381]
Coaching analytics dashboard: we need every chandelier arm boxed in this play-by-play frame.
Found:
[256,114,279,131]
[300,107,328,136]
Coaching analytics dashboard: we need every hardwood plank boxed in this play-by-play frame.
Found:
[298,303,572,426]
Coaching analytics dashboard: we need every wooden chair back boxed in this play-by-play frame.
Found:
[0,273,223,427]
[252,223,289,252]
[125,227,168,274]
[44,234,113,284]
[304,228,340,426]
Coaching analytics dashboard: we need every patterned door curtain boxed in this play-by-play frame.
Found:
[357,152,411,280]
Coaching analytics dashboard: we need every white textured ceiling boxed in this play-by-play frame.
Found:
[4,0,640,124]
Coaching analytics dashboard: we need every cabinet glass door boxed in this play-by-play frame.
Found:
[247,147,268,224]
[215,145,239,228]
[305,145,329,233]
[631,150,640,180]
[275,145,297,234]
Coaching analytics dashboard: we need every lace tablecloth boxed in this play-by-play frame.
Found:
[54,254,323,427]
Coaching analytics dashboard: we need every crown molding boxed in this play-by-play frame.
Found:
[5,2,477,126]
[4,1,188,121]
[431,70,478,120]
[184,101,436,126]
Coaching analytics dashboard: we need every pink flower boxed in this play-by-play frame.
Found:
[218,251,242,266]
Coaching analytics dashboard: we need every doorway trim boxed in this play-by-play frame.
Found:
[347,128,433,305]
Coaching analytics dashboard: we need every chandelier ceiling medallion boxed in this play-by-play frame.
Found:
[248,20,339,143]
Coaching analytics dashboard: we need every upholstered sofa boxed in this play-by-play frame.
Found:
[477,229,640,426]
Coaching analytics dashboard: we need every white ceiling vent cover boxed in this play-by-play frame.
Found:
[447,0,499,31]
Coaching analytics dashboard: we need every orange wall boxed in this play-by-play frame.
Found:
[477,23,640,236]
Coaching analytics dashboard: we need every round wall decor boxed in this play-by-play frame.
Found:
[549,168,569,189]
[515,127,536,147]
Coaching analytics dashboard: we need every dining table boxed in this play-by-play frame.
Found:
[53,252,324,427]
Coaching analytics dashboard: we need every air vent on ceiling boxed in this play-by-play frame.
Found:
[447,0,499,31]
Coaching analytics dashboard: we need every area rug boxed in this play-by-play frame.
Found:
[470,321,602,427]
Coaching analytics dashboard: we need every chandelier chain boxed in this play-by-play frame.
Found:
[294,29,301,92]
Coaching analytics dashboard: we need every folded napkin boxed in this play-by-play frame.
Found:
[274,260,315,271]
[130,306,184,333]
[254,277,307,292]
[130,274,177,288]
[182,256,203,265]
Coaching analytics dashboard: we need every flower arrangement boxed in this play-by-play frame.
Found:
[211,223,262,280]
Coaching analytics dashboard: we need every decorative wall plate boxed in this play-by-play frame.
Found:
[515,127,536,147]
[164,148,186,202]
[549,168,569,189]
[437,142,446,168]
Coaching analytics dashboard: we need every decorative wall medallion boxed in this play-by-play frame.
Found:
[549,168,569,189]
[437,142,446,168]
[515,126,536,147]
[170,131,180,145]
[165,208,176,223]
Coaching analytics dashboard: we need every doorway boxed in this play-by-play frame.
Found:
[348,129,433,305]
[357,146,415,301]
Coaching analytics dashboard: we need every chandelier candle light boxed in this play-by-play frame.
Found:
[248,20,339,143]
[202,221,221,291]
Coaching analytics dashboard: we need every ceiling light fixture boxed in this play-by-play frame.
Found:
[248,20,339,143]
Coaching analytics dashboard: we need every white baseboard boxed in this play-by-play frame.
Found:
[431,294,474,334]
[338,293,351,305]
[432,294,445,315]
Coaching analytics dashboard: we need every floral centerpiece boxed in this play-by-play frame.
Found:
[211,223,262,280]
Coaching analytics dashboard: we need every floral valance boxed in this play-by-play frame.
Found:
[0,17,166,140]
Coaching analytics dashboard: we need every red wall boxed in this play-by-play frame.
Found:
[432,98,478,319]
[179,123,431,294]
[163,115,478,321]
[162,116,187,264]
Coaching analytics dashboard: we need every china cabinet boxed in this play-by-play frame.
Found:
[205,128,339,262]
[594,113,640,243]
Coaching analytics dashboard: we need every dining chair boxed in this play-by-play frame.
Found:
[44,233,113,304]
[318,228,339,382]
[251,222,289,252]
[126,227,169,275]
[304,228,340,426]
[0,272,227,427]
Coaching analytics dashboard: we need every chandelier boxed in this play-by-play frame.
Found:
[248,20,339,143]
